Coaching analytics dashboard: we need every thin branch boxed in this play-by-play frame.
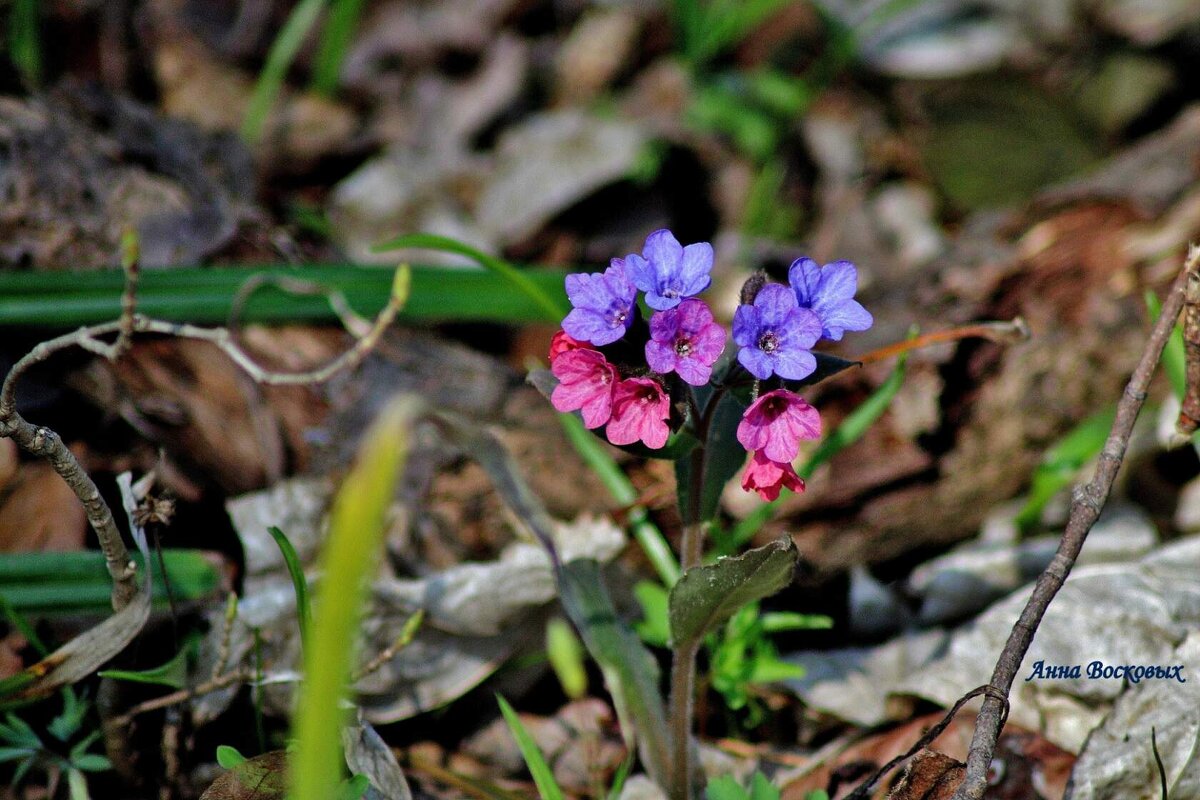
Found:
[111,668,253,725]
[950,251,1194,800]
[845,685,1007,800]
[856,318,1030,366]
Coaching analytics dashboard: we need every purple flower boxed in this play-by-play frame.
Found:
[626,229,713,311]
[563,260,638,346]
[788,258,873,341]
[645,299,726,386]
[732,284,821,381]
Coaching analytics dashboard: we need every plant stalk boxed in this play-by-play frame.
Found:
[668,443,707,800]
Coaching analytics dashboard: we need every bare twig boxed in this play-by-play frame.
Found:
[950,252,1193,800]
[352,609,424,682]
[0,265,411,610]
[111,668,253,724]
[845,686,1007,800]
[1172,244,1200,445]
[114,228,141,359]
[214,592,239,679]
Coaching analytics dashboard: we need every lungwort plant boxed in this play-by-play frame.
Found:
[535,230,872,800]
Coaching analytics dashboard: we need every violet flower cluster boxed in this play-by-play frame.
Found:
[548,230,872,501]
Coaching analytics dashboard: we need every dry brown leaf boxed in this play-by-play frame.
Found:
[0,446,87,553]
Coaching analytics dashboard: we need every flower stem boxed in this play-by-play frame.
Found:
[668,444,707,800]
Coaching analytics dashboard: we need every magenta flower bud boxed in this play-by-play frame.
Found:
[741,451,805,501]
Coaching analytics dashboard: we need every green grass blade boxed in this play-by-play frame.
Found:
[556,413,680,586]
[0,550,219,614]
[373,233,568,320]
[496,695,566,800]
[311,0,366,95]
[291,397,420,800]
[1147,290,1186,398]
[242,0,328,144]
[1014,406,1115,532]
[267,526,311,654]
[99,639,193,688]
[8,0,42,87]
[0,264,567,327]
[725,354,908,551]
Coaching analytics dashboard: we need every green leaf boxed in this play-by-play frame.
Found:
[633,581,670,648]
[1014,406,1115,532]
[216,744,248,769]
[669,538,798,649]
[291,398,421,800]
[70,754,112,773]
[336,774,371,800]
[551,408,680,586]
[559,560,671,789]
[676,390,748,524]
[0,264,568,329]
[748,772,780,800]
[747,656,806,684]
[99,638,195,688]
[545,618,588,700]
[8,0,42,87]
[0,746,36,763]
[759,612,832,633]
[268,526,311,654]
[1147,290,1187,399]
[311,0,367,96]
[47,688,87,741]
[373,232,567,320]
[496,695,566,800]
[705,774,749,800]
[242,0,328,143]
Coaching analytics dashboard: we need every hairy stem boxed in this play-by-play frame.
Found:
[668,443,707,800]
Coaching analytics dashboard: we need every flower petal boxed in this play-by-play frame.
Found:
[770,348,816,381]
[820,300,873,340]
[677,242,714,297]
[644,339,677,374]
[738,347,774,380]
[816,260,858,303]
[625,253,655,293]
[642,229,683,277]
[732,305,760,346]
[754,284,798,326]
[787,258,822,307]
[675,358,712,386]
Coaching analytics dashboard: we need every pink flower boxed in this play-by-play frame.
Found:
[549,330,592,360]
[607,378,670,449]
[741,451,805,501]
[551,349,617,428]
[645,299,727,386]
[736,389,821,464]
